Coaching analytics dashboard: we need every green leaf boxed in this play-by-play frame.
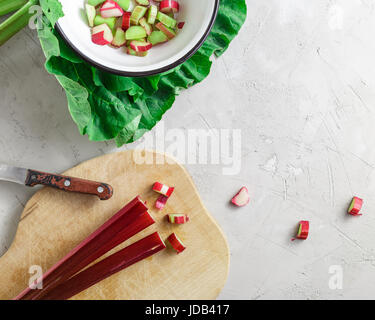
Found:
[85,87,143,141]
[114,113,142,147]
[37,20,60,59]
[55,75,91,135]
[39,0,64,27]
[93,69,144,99]
[37,0,247,146]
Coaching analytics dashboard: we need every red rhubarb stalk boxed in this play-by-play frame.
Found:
[40,232,166,300]
[15,196,153,300]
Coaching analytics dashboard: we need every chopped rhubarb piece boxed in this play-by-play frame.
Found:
[15,196,154,300]
[88,0,105,5]
[112,27,126,47]
[121,12,131,31]
[126,47,148,57]
[348,196,363,216]
[167,214,189,224]
[91,24,114,45]
[155,22,176,39]
[177,22,185,29]
[139,17,152,36]
[147,5,158,24]
[39,232,166,300]
[94,15,117,30]
[117,0,130,11]
[167,233,186,254]
[148,31,168,46]
[85,4,96,27]
[136,0,150,5]
[130,40,152,52]
[100,0,124,18]
[159,0,180,14]
[125,26,147,40]
[156,11,177,28]
[231,187,250,207]
[155,195,168,210]
[292,221,309,241]
[152,182,174,197]
[130,5,147,25]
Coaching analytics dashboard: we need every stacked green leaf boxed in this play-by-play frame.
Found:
[38,0,247,147]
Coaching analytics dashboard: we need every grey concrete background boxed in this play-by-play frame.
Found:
[1,0,375,299]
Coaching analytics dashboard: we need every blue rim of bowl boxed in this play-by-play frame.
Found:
[55,1,220,77]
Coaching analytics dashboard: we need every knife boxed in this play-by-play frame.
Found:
[0,164,113,200]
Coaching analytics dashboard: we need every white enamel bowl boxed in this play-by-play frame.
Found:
[55,0,219,77]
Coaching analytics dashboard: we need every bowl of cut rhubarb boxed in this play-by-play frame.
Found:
[55,0,219,77]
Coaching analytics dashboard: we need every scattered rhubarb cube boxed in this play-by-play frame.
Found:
[348,196,363,216]
[167,233,186,254]
[231,187,250,207]
[155,195,168,210]
[167,214,189,224]
[294,220,309,240]
[153,182,174,197]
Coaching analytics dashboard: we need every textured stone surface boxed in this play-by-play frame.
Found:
[1,0,375,299]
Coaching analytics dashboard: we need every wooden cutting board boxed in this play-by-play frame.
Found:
[0,150,229,300]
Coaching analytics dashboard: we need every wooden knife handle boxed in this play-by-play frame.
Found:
[25,170,113,200]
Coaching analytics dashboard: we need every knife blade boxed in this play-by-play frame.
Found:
[0,165,28,185]
[0,164,113,200]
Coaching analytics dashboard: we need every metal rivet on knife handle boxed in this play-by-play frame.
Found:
[97,186,104,193]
